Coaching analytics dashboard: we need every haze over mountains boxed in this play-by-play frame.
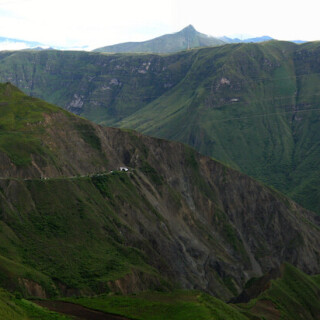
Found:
[0,36,88,51]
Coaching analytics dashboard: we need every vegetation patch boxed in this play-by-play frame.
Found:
[75,122,101,151]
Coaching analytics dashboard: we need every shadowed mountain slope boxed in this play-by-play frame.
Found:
[0,83,319,303]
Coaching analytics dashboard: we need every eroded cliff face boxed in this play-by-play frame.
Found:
[101,129,320,298]
[0,50,194,124]
[0,84,319,300]
[0,120,319,299]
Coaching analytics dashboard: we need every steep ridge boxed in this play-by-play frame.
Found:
[93,25,225,53]
[0,42,320,214]
[0,83,319,302]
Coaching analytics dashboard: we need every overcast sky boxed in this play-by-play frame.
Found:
[0,0,319,50]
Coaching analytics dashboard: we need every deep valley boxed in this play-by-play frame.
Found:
[1,41,320,214]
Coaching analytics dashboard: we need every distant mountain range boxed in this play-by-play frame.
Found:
[221,35,306,44]
[0,36,88,51]
[220,35,274,43]
[93,25,306,53]
[0,27,306,52]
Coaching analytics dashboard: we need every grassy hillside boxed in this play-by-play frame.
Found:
[0,82,67,167]
[0,173,173,297]
[0,42,320,214]
[0,83,319,301]
[93,25,225,53]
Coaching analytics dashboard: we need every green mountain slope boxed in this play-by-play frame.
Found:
[112,40,317,215]
[93,25,225,53]
[119,41,320,214]
[0,42,320,214]
[0,83,319,302]
[0,49,195,123]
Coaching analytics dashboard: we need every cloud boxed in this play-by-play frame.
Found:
[0,0,176,47]
[0,40,31,51]
[0,0,319,49]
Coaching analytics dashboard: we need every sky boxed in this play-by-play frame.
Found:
[0,0,319,50]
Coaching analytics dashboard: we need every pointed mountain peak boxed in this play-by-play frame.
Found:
[94,24,225,53]
[181,25,197,33]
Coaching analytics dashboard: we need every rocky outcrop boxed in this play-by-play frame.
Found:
[19,278,47,299]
